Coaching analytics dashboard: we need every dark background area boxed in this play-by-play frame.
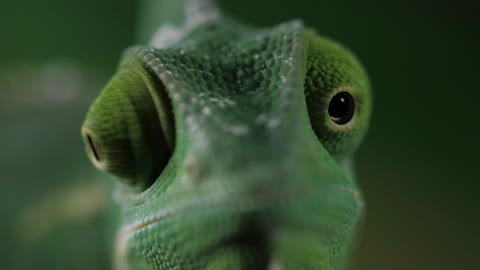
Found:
[1,0,478,269]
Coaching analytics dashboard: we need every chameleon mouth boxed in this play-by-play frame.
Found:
[118,185,362,237]
[113,185,362,268]
[119,187,307,236]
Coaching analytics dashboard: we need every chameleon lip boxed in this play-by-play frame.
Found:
[118,185,363,238]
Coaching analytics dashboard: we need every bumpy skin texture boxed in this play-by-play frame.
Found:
[82,17,371,270]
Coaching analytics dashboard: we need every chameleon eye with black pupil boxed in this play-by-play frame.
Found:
[81,58,174,189]
[328,92,355,125]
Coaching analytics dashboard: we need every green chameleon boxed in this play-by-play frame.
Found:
[80,0,372,269]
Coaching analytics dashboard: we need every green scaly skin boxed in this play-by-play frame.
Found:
[82,1,371,269]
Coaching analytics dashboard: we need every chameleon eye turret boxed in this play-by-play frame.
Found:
[304,30,372,159]
[81,57,174,188]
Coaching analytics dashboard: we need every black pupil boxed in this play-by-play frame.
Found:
[328,92,354,124]
[86,134,100,162]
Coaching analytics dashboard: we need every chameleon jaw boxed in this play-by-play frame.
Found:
[113,184,363,269]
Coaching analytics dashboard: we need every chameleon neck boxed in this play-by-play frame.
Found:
[136,0,223,44]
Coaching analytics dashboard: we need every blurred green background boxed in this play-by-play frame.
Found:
[1,0,478,269]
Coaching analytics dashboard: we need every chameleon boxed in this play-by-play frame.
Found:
[80,0,372,269]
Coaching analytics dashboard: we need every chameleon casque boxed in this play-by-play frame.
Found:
[81,0,372,269]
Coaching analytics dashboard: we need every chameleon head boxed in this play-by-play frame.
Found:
[82,20,371,269]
